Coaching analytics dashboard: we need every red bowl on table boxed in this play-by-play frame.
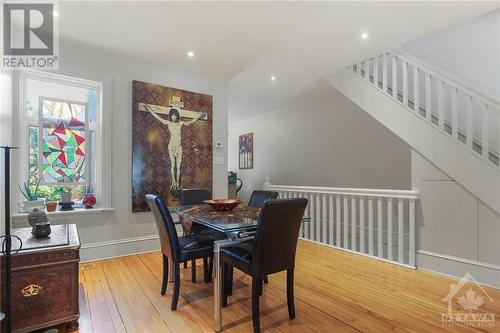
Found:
[204,199,243,212]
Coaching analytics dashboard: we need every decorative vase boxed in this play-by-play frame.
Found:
[45,201,57,212]
[82,193,96,209]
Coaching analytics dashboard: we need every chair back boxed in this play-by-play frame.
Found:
[181,188,212,206]
[248,190,279,209]
[146,194,180,261]
[252,198,308,277]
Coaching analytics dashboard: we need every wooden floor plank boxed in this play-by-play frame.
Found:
[45,240,500,333]
[98,256,172,333]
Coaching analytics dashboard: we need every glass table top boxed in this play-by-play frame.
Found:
[193,216,259,233]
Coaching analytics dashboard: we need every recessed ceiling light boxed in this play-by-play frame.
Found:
[53,11,59,17]
[361,32,369,40]
[270,76,276,81]
[187,51,195,58]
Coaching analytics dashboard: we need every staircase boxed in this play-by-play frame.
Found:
[327,50,500,213]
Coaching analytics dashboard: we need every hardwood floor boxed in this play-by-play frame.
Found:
[50,240,500,333]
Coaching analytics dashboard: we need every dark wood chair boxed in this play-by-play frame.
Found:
[248,190,279,208]
[225,190,279,291]
[180,188,212,206]
[146,194,225,310]
[180,188,212,281]
[220,198,308,333]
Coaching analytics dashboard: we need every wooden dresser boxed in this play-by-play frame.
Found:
[1,224,80,332]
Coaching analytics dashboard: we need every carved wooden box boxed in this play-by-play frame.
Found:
[1,224,80,333]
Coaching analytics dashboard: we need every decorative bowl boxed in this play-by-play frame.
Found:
[204,199,243,212]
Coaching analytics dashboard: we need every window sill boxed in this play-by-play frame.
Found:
[12,207,114,226]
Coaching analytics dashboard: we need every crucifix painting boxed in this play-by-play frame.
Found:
[132,80,213,212]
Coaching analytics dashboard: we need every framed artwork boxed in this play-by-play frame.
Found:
[239,133,253,169]
[132,80,213,212]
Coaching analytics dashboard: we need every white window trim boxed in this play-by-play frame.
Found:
[14,67,112,213]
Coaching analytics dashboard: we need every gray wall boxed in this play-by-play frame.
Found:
[403,9,500,100]
[228,80,411,202]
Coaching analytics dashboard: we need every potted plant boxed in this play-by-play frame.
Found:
[60,187,73,203]
[45,188,60,212]
[20,179,45,212]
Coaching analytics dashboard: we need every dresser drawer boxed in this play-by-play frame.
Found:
[10,261,79,332]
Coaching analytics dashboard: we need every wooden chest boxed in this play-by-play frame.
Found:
[1,224,80,333]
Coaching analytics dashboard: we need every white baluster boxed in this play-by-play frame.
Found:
[351,197,357,251]
[382,54,388,93]
[409,199,416,267]
[297,192,304,238]
[343,196,349,249]
[377,198,383,258]
[387,198,393,261]
[398,199,404,264]
[357,63,362,76]
[392,56,398,99]
[316,194,321,242]
[425,73,432,122]
[359,197,365,253]
[402,61,408,106]
[310,194,316,241]
[368,197,374,256]
[498,112,500,167]
[322,194,327,244]
[336,195,341,247]
[329,194,334,245]
[451,87,458,139]
[481,103,489,161]
[413,66,419,113]
[438,80,444,130]
[466,96,474,149]
[373,56,379,88]
[305,193,310,239]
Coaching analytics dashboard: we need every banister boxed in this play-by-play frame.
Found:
[392,50,500,111]
[267,184,419,199]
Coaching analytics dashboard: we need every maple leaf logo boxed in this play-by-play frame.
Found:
[458,289,484,313]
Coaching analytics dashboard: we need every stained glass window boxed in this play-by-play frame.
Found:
[39,98,88,184]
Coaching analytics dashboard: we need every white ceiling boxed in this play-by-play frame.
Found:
[58,1,500,123]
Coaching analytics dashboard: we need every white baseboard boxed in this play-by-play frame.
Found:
[80,235,160,262]
[417,250,500,289]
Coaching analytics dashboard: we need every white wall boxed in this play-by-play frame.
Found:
[5,37,228,260]
[403,9,500,100]
[228,80,411,202]
[413,151,500,288]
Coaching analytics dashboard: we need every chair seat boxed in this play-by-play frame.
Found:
[179,231,226,262]
[220,241,254,275]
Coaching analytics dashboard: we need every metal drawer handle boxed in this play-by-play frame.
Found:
[21,284,42,297]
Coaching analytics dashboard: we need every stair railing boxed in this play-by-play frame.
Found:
[352,51,500,168]
[265,182,419,268]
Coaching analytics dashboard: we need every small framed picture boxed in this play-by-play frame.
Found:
[239,133,253,169]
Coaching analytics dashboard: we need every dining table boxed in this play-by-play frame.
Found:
[175,203,310,332]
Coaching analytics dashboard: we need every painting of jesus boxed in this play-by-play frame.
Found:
[132,81,213,212]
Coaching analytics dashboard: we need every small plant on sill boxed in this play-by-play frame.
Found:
[20,179,45,212]
[20,179,40,201]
